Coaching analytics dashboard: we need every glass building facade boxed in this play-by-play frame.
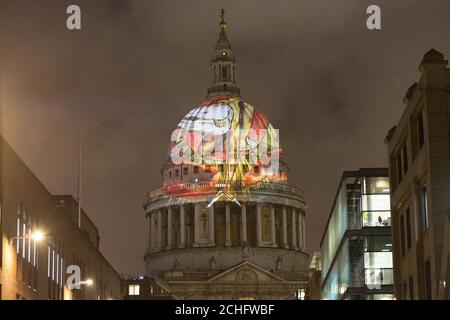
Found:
[320,168,395,300]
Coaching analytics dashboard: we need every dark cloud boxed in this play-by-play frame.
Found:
[1,0,450,275]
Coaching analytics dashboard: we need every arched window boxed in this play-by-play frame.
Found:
[222,66,228,80]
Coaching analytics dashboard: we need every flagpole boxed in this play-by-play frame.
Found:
[77,125,82,229]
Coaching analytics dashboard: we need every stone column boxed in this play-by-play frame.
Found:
[271,205,276,247]
[225,203,231,246]
[282,206,288,249]
[256,203,262,246]
[147,213,151,252]
[297,210,303,251]
[302,213,306,251]
[166,207,173,250]
[241,202,247,244]
[194,203,200,246]
[209,204,215,246]
[291,208,297,250]
[179,205,186,248]
[150,213,155,251]
[157,210,162,251]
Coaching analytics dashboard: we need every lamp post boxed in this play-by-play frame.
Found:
[77,279,94,286]
[9,230,45,245]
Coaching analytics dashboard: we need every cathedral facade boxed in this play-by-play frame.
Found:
[143,10,308,300]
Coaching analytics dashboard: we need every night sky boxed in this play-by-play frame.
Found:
[1,0,449,276]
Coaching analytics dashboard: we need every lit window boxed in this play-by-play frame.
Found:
[22,223,26,258]
[16,217,20,254]
[28,229,32,262]
[47,246,51,277]
[56,253,59,284]
[128,284,140,296]
[361,194,390,211]
[52,249,55,280]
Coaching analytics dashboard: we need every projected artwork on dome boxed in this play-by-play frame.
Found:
[149,96,287,205]
[170,96,283,181]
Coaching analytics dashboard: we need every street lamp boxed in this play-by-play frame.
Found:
[10,230,46,244]
[77,278,94,286]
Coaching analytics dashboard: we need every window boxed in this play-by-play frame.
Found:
[47,246,51,277]
[364,252,393,269]
[16,215,20,254]
[183,167,188,175]
[365,268,394,286]
[418,112,425,148]
[222,66,228,79]
[402,143,408,173]
[400,215,406,256]
[395,142,408,185]
[128,284,140,296]
[425,260,432,299]
[397,154,403,183]
[406,208,412,249]
[367,294,395,300]
[175,169,179,177]
[364,236,392,252]
[421,186,429,231]
[193,166,199,174]
[169,171,172,178]
[361,194,390,211]
[363,177,390,194]
[254,166,260,174]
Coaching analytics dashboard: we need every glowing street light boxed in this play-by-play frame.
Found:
[76,278,94,286]
[31,230,45,241]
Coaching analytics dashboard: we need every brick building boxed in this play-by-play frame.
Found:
[0,135,121,300]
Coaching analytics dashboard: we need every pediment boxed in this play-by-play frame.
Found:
[207,261,286,283]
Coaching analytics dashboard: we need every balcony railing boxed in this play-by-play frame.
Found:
[146,180,304,202]
[164,270,218,280]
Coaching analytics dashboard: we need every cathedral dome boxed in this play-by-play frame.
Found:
[163,95,288,187]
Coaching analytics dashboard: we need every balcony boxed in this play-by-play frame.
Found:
[145,180,305,205]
